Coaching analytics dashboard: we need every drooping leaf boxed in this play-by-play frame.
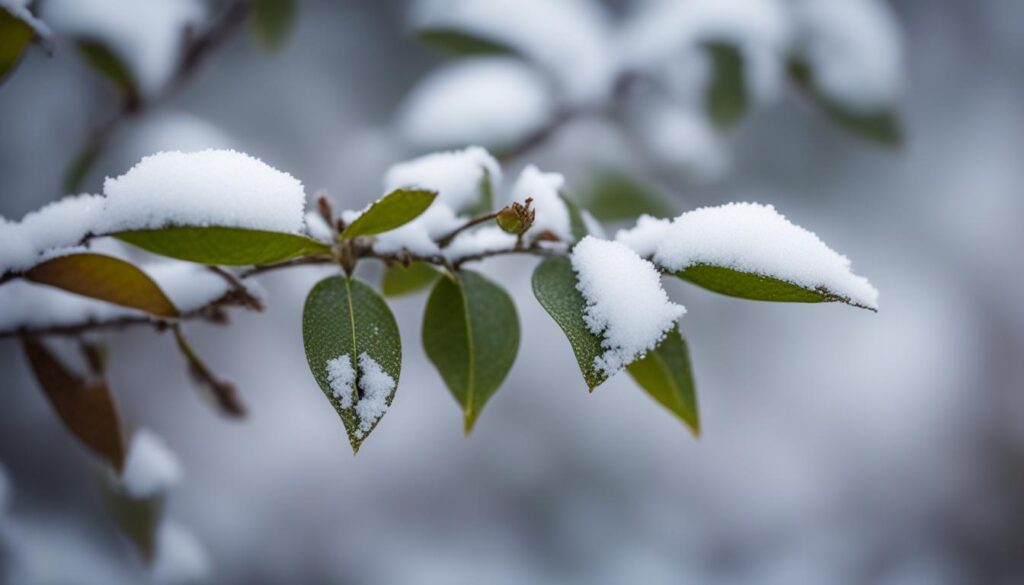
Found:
[172,326,245,418]
[340,189,437,240]
[673,264,875,310]
[381,262,440,297]
[558,192,591,243]
[76,38,139,108]
[115,226,330,266]
[22,338,126,472]
[422,270,519,432]
[705,42,748,129]
[578,170,679,222]
[415,28,517,57]
[626,327,700,436]
[788,57,902,147]
[302,276,402,452]
[103,484,163,565]
[0,8,35,85]
[251,0,297,52]
[531,257,607,390]
[25,253,179,318]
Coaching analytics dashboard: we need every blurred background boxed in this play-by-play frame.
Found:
[1,0,1023,583]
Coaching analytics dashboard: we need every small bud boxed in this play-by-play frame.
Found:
[496,197,535,235]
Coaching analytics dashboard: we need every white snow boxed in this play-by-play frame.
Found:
[153,522,211,585]
[121,429,182,498]
[790,0,903,110]
[397,57,554,151]
[632,98,729,181]
[0,217,36,274]
[42,0,204,95]
[1,0,50,36]
[304,211,335,244]
[443,226,517,262]
[147,262,236,312]
[101,149,306,234]
[326,354,356,408]
[652,202,879,309]
[509,165,572,243]
[571,237,686,376]
[354,353,395,438]
[614,214,672,258]
[18,194,104,254]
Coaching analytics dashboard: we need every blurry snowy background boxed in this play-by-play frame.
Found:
[2,0,1024,583]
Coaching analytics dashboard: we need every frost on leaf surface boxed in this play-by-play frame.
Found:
[653,202,879,309]
[101,149,306,234]
[325,354,355,408]
[571,237,686,377]
[322,353,395,439]
[121,429,182,499]
[509,165,572,244]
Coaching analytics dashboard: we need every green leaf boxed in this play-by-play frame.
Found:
[103,484,163,565]
[558,192,591,243]
[115,226,330,266]
[22,338,126,473]
[0,8,35,85]
[302,276,402,452]
[626,327,700,436]
[381,262,440,297]
[25,253,179,318]
[76,38,139,108]
[578,170,679,222]
[531,257,607,390]
[673,264,875,310]
[705,42,748,130]
[788,57,902,147]
[422,270,519,433]
[251,0,297,52]
[415,28,517,57]
[340,189,437,240]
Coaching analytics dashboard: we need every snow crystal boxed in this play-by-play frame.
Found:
[101,149,306,234]
[509,165,572,243]
[304,211,335,244]
[398,57,554,151]
[153,522,211,585]
[571,237,686,376]
[790,0,903,110]
[443,226,517,262]
[121,429,182,498]
[652,202,879,309]
[42,0,204,95]
[354,353,395,438]
[614,214,671,258]
[326,354,356,409]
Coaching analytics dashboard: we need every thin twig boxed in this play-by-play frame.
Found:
[237,255,335,278]
[436,211,501,248]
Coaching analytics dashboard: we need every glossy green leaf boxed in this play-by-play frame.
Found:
[705,42,748,129]
[579,170,679,221]
[26,253,179,317]
[626,327,700,436]
[116,226,330,266]
[0,8,34,85]
[340,189,437,240]
[789,57,902,147]
[76,38,139,107]
[415,28,517,56]
[381,262,440,297]
[22,338,126,473]
[674,264,875,310]
[251,0,297,52]
[302,276,402,452]
[422,270,519,433]
[103,484,163,565]
[531,257,607,390]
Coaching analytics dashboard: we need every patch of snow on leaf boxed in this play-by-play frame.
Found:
[509,165,572,243]
[398,57,554,151]
[304,211,334,244]
[18,194,104,256]
[121,429,182,498]
[326,354,356,409]
[571,237,686,376]
[615,214,672,258]
[101,149,306,234]
[653,202,879,309]
[354,353,395,439]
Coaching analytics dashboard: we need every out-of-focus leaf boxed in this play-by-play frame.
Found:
[788,57,902,147]
[0,8,35,85]
[463,167,496,217]
[626,327,700,436]
[172,326,245,418]
[531,257,607,390]
[26,253,179,318]
[579,170,679,222]
[22,338,126,472]
[673,264,875,310]
[558,192,590,243]
[705,42,748,129]
[415,28,517,57]
[115,226,330,266]
[302,276,402,452]
[76,38,139,107]
[381,262,439,297]
[422,270,519,433]
[340,189,436,240]
[251,0,297,52]
[103,483,163,565]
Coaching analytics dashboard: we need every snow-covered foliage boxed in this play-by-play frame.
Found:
[509,165,572,244]
[326,354,356,408]
[571,237,686,376]
[443,226,517,262]
[121,430,182,499]
[323,353,395,439]
[614,214,671,259]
